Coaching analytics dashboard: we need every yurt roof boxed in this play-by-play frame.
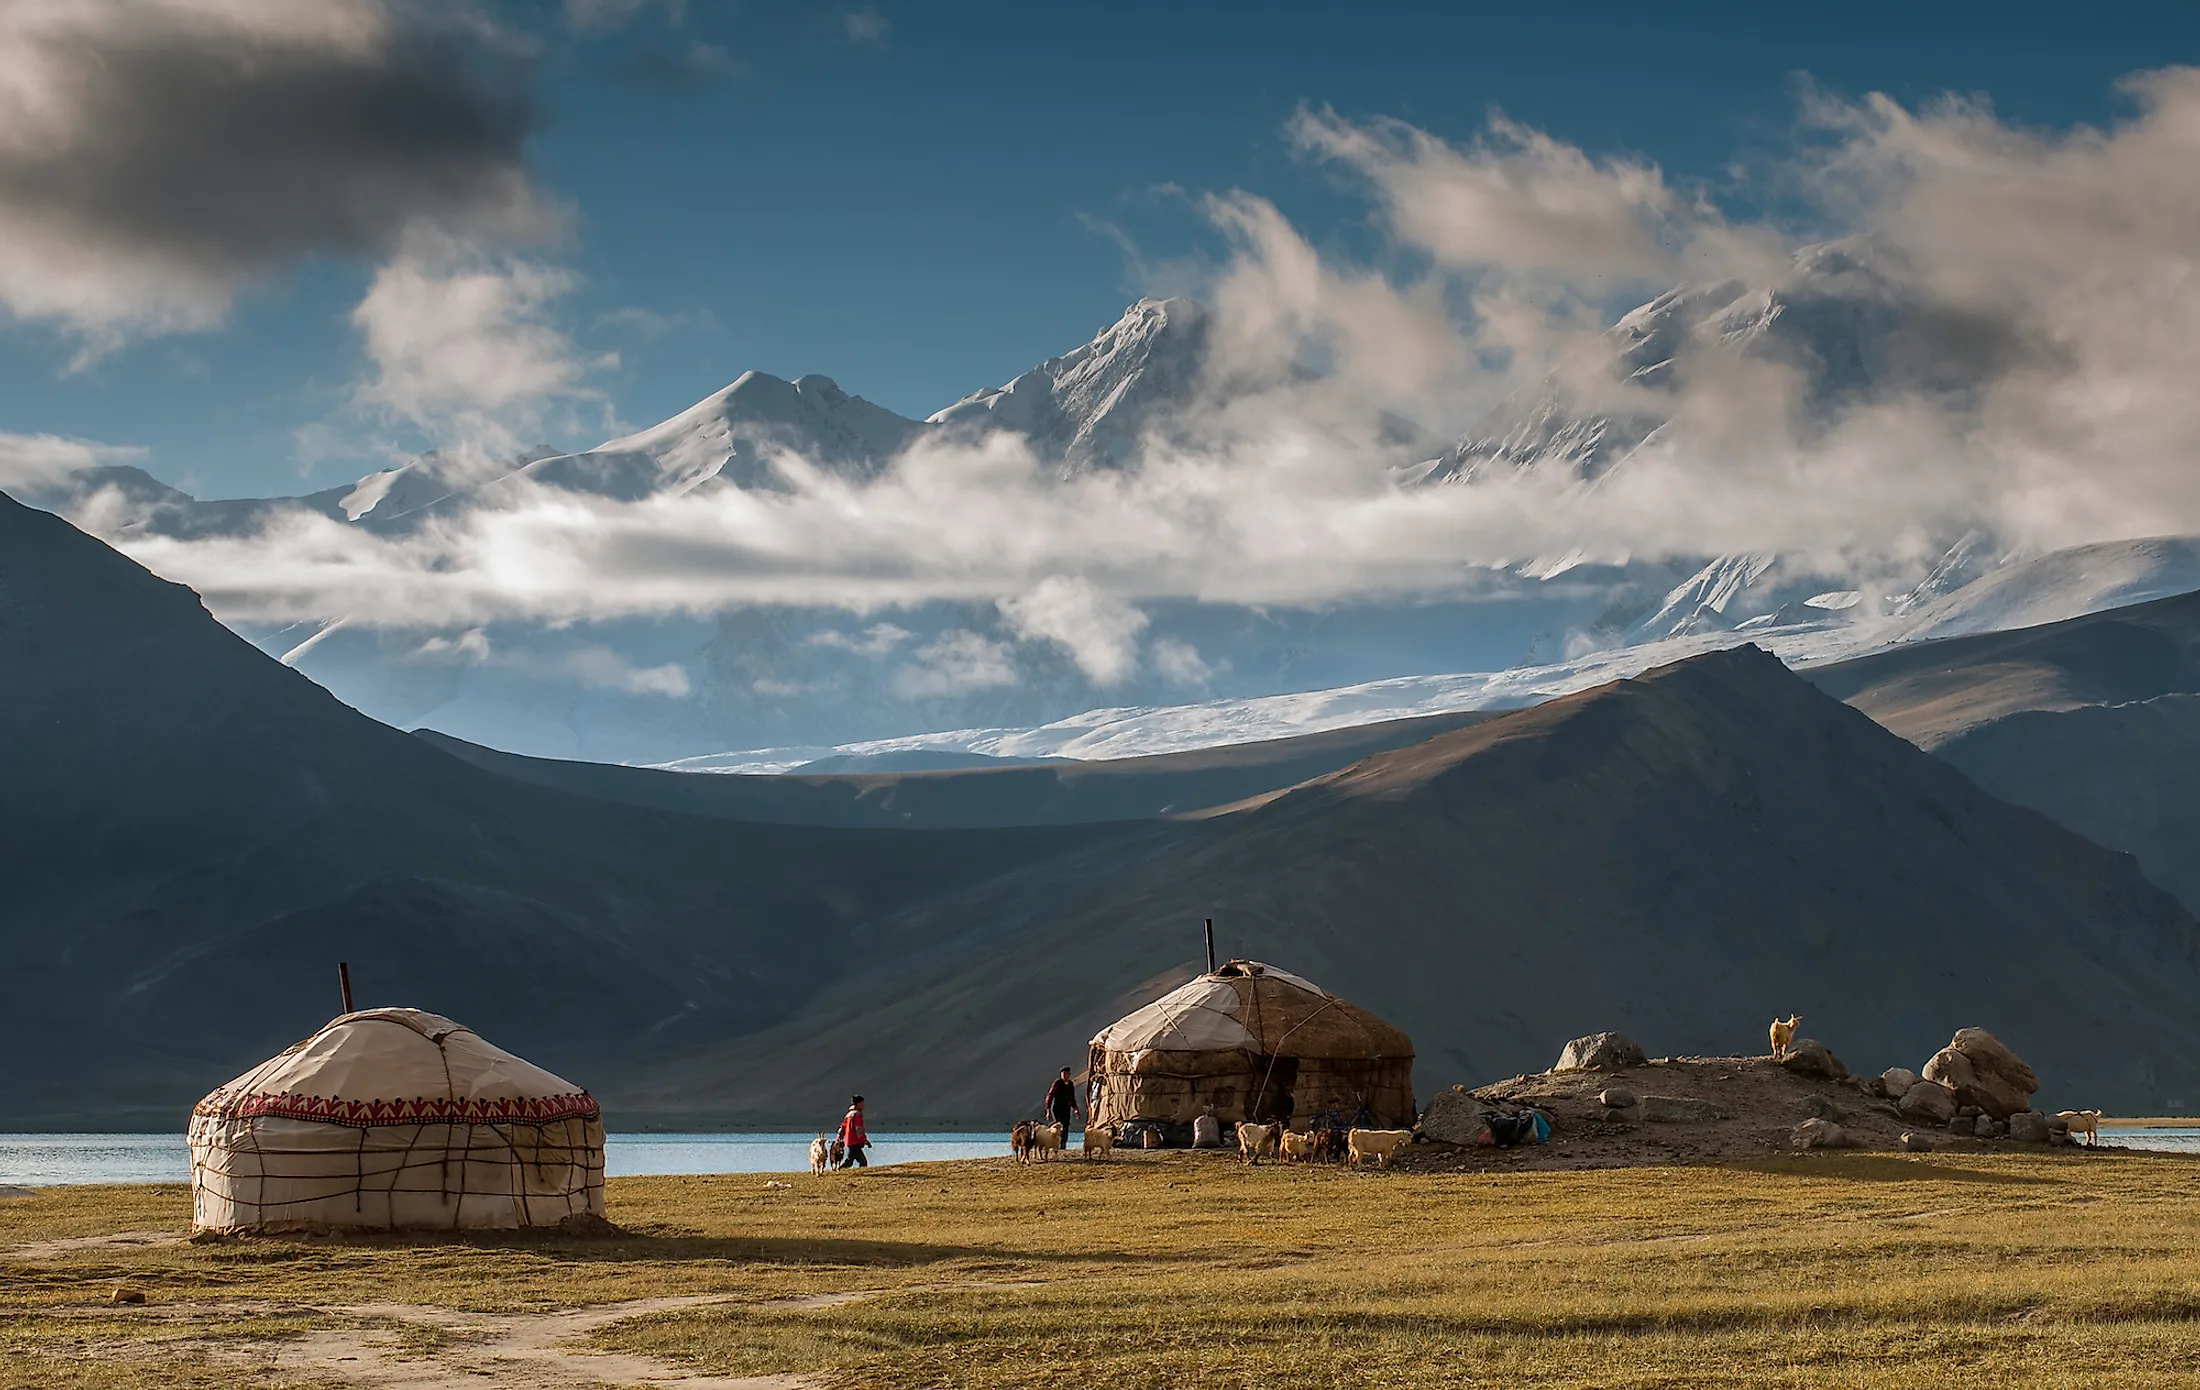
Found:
[1091,960,1413,1059]
[194,1008,599,1128]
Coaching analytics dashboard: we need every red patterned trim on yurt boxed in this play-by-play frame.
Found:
[193,1090,601,1128]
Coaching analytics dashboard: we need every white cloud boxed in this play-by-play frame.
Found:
[560,643,691,696]
[0,432,147,488]
[1150,636,1217,686]
[999,576,1149,685]
[350,247,613,453]
[809,622,913,657]
[0,0,546,348]
[67,69,2200,667]
[893,629,1015,698]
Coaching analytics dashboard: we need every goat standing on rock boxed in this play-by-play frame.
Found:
[1769,1015,1802,1060]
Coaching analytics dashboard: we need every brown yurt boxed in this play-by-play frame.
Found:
[1087,960,1414,1142]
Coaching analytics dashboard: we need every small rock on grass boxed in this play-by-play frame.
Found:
[1899,1131,1934,1152]
[108,1285,145,1305]
[1597,1086,1639,1110]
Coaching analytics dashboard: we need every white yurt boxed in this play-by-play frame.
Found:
[187,1008,606,1234]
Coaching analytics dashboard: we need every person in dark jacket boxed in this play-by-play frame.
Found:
[836,1095,870,1168]
[1041,1068,1082,1135]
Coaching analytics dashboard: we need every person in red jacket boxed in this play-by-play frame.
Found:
[836,1095,870,1168]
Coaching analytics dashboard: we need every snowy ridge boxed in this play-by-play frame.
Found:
[929,297,1208,471]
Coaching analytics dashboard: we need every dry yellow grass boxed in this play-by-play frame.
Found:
[7,1149,2200,1386]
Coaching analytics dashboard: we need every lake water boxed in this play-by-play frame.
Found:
[7,1128,2192,1185]
[0,1132,1007,1187]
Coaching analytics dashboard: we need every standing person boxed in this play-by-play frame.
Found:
[836,1095,870,1169]
[1041,1067,1081,1137]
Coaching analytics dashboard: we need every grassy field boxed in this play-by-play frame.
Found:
[9,1149,2200,1386]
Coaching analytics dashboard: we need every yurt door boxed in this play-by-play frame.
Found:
[1249,1056,1299,1124]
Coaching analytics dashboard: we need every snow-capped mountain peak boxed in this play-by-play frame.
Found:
[928,296,1210,471]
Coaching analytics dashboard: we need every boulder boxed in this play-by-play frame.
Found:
[1923,1030,2037,1119]
[1974,1114,2006,1139]
[1597,1086,1639,1110]
[1946,1114,1973,1135]
[1556,1032,1647,1072]
[1793,1118,1852,1150]
[1778,1038,1848,1080]
[1881,1067,1920,1097]
[1898,1080,1957,1125]
[1899,1131,1934,1153]
[1798,1094,1843,1121]
[1416,1088,1491,1146]
[1639,1095,1721,1124]
[2007,1111,2051,1144]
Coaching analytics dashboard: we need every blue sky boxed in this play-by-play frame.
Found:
[3,0,2198,500]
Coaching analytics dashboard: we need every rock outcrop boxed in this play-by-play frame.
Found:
[1417,1088,1489,1145]
[1922,1028,2038,1119]
[1556,1032,1647,1072]
[2007,1110,2051,1144]
[1793,1117,1853,1149]
[1898,1080,1957,1124]
[1778,1037,1848,1080]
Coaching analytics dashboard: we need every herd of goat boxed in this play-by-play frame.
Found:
[1009,1119,1414,1169]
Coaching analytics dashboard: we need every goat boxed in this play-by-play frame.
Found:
[2056,1109,2102,1146]
[808,1137,832,1174]
[1277,1129,1317,1163]
[1082,1125,1117,1160]
[1348,1128,1413,1169]
[1235,1121,1277,1165]
[1010,1120,1036,1165]
[1029,1122,1066,1161]
[1769,1014,1802,1060]
[1310,1127,1347,1164]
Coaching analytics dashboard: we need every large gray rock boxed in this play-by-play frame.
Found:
[1923,1029,2038,1119]
[1639,1095,1720,1123]
[1556,1032,1647,1072]
[2007,1111,2051,1144]
[1778,1038,1848,1080]
[1880,1067,1920,1097]
[1416,1088,1490,1146]
[1974,1114,2007,1139]
[1597,1086,1639,1110]
[1898,1080,1958,1125]
[1793,1118,1852,1150]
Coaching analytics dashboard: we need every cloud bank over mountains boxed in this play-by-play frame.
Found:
[8,4,2200,742]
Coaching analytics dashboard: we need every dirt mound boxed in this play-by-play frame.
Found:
[1397,1055,2007,1171]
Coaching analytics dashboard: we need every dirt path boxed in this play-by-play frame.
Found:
[233,1294,817,1389]
[198,1280,1042,1388]
[4,1229,188,1259]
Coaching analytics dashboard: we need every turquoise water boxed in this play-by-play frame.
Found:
[0,1132,1007,1186]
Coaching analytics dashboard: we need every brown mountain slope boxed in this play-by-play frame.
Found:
[625,645,2200,1126]
[1935,693,2200,916]
[410,709,1502,830]
[1804,589,2200,747]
